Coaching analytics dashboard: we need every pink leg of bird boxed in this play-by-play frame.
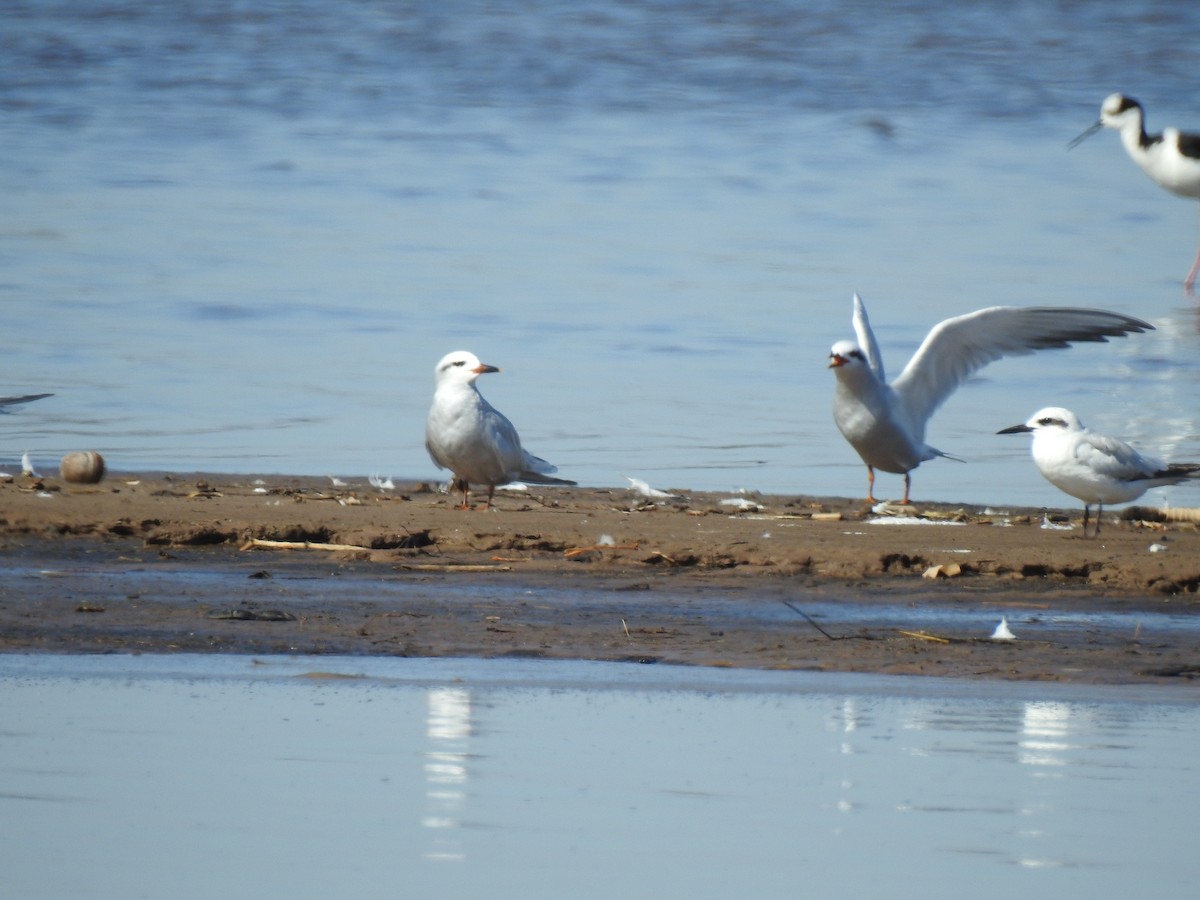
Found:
[865,466,877,504]
[1188,206,1200,291]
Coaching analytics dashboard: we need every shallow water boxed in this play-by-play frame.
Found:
[1,654,1197,899]
[5,1,1200,505]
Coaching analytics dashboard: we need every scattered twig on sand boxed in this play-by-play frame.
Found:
[782,600,838,640]
[241,538,373,553]
[396,563,513,573]
[1125,506,1200,523]
[564,543,640,557]
[897,629,951,644]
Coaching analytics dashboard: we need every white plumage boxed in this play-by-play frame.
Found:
[829,293,1153,503]
[425,350,574,509]
[999,407,1200,536]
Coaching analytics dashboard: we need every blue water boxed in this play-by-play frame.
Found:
[1,654,1198,899]
[5,0,1200,505]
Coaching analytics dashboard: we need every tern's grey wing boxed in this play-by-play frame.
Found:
[851,293,885,381]
[1077,432,1200,485]
[479,402,530,479]
[483,409,576,485]
[1073,431,1162,483]
[891,307,1152,438]
[519,448,559,477]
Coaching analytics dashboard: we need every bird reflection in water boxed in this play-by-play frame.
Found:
[423,687,472,863]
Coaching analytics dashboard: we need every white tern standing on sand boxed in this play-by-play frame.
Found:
[425,350,575,509]
[828,294,1153,504]
[999,406,1200,536]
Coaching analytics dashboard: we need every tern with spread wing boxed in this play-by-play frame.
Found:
[425,350,575,509]
[999,407,1200,536]
[828,294,1153,504]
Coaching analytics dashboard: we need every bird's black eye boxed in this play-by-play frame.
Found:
[451,360,466,367]
[850,349,865,360]
[1038,417,1063,427]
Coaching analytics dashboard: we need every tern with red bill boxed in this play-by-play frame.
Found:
[828,294,1152,504]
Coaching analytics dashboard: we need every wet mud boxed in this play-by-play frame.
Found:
[2,473,1199,685]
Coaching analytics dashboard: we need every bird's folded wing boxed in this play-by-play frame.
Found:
[1073,432,1158,482]
[1172,129,1200,159]
[519,449,560,477]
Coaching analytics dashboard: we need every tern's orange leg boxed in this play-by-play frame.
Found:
[451,478,472,510]
[900,472,912,505]
[865,466,877,504]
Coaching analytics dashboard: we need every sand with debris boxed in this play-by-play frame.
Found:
[2,472,1199,685]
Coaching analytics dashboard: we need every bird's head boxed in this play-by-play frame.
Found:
[997,407,1082,437]
[828,340,867,371]
[1068,93,1144,149]
[1100,92,1144,128]
[434,350,500,386]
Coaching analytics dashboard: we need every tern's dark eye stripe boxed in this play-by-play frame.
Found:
[1038,417,1066,427]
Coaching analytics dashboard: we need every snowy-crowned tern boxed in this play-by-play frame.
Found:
[425,350,575,509]
[999,406,1200,536]
[829,294,1153,504]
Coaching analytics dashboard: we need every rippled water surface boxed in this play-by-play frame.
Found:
[5,1,1200,505]
[2,654,1198,899]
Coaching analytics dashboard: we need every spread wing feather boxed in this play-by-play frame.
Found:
[891,307,1152,439]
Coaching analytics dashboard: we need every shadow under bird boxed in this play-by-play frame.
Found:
[828,293,1153,504]
[999,407,1200,536]
[425,350,575,510]
[1069,93,1200,289]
